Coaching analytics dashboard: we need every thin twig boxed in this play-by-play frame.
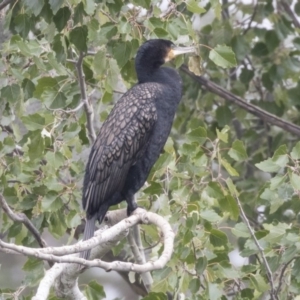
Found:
[0,194,47,249]
[276,258,295,296]
[243,1,258,34]
[235,195,277,300]
[279,0,300,28]
[180,64,300,137]
[128,225,153,291]
[100,9,118,23]
[0,208,175,272]
[0,0,14,10]
[76,52,96,143]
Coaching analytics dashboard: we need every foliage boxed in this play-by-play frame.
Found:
[1,0,300,299]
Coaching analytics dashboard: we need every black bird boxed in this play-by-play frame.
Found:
[80,39,195,259]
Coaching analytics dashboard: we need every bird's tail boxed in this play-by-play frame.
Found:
[79,214,97,260]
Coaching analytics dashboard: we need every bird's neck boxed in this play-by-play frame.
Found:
[137,67,181,88]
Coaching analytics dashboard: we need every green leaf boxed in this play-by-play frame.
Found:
[189,278,201,294]
[264,223,288,243]
[50,91,67,109]
[42,192,63,211]
[209,229,228,247]
[142,292,168,300]
[49,0,64,14]
[14,14,31,38]
[260,187,285,214]
[221,158,239,176]
[53,7,71,32]
[251,42,269,57]
[187,126,207,144]
[249,274,269,292]
[281,245,298,264]
[84,281,106,299]
[106,58,119,92]
[34,77,58,97]
[48,210,67,238]
[69,26,88,52]
[74,2,85,24]
[15,40,32,56]
[270,175,286,190]
[45,152,65,170]
[255,158,281,173]
[1,84,21,104]
[265,30,280,52]
[188,56,202,76]
[215,105,233,127]
[113,41,132,69]
[240,68,254,84]
[208,283,223,300]
[83,0,95,15]
[219,195,239,221]
[24,0,44,16]
[209,45,237,68]
[21,114,45,131]
[289,172,300,191]
[186,0,206,14]
[28,131,45,161]
[228,140,248,161]
[23,257,44,286]
[225,177,239,197]
[52,34,66,62]
[195,257,207,274]
[22,79,35,100]
[291,142,300,160]
[66,210,81,228]
[153,28,169,39]
[216,125,229,143]
[93,50,107,75]
[200,210,221,222]
[231,222,250,238]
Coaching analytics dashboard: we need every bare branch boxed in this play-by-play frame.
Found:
[0,0,14,11]
[0,194,47,249]
[0,209,175,273]
[128,225,153,291]
[33,227,128,300]
[243,1,258,34]
[276,258,295,296]
[76,52,96,143]
[180,65,300,137]
[235,195,277,300]
[279,0,300,29]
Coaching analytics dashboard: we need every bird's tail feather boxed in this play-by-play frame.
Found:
[80,214,97,260]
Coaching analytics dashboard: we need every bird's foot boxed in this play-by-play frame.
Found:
[127,202,138,216]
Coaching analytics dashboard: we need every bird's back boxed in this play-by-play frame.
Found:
[82,83,163,219]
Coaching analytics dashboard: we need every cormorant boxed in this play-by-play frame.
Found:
[80,39,195,259]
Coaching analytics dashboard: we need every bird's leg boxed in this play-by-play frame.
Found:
[126,194,138,216]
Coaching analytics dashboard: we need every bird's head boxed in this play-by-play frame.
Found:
[136,39,196,69]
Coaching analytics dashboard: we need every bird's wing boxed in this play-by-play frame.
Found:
[82,84,162,216]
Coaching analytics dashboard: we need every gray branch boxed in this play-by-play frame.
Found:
[76,52,96,143]
[180,65,300,137]
[0,194,47,249]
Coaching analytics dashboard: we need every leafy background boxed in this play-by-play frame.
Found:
[1,0,300,299]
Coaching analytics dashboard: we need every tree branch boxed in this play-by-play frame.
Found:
[180,64,300,137]
[33,227,128,300]
[0,194,48,249]
[76,52,96,143]
[235,195,277,300]
[0,0,14,11]
[128,225,153,291]
[0,208,175,272]
[279,0,300,29]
